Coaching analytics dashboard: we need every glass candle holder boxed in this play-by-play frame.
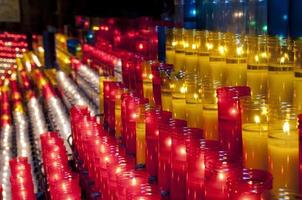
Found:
[267,37,294,105]
[225,33,247,86]
[241,97,268,170]
[227,169,273,200]
[185,73,203,129]
[186,139,219,200]
[268,104,299,195]
[183,29,198,74]
[142,60,155,105]
[171,73,187,120]
[247,35,268,99]
[173,28,185,72]
[294,40,302,113]
[196,30,210,82]
[166,27,175,65]
[217,86,251,161]
[204,155,242,200]
[160,65,173,112]
[152,63,173,108]
[208,32,227,88]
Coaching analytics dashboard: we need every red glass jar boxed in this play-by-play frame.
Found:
[216,86,250,161]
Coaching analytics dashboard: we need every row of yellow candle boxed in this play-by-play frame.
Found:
[166,29,302,111]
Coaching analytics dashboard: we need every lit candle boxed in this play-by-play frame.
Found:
[171,82,187,120]
[165,28,175,65]
[136,116,146,167]
[184,29,198,74]
[196,31,210,81]
[242,99,268,170]
[203,105,218,140]
[268,119,299,195]
[173,28,185,72]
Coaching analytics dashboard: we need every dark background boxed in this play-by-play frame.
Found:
[0,0,174,33]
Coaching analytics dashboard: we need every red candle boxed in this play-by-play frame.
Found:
[216,86,250,161]
[186,139,219,200]
[227,169,272,200]
[205,154,242,200]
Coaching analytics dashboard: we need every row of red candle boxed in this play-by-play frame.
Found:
[70,106,161,199]
[40,132,81,200]
[9,157,35,200]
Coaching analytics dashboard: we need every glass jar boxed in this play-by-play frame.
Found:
[183,29,198,74]
[247,35,268,99]
[171,72,187,120]
[173,28,186,72]
[196,30,210,82]
[225,33,247,86]
[166,27,175,65]
[241,96,268,170]
[267,37,294,105]
[268,104,299,195]
[185,73,203,129]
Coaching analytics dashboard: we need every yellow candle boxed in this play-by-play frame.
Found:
[209,57,226,86]
[202,106,218,140]
[174,50,185,72]
[99,76,106,115]
[242,123,268,170]
[172,97,186,120]
[268,136,298,194]
[268,122,299,195]
[185,102,203,129]
[268,65,294,104]
[225,58,247,86]
[166,48,174,65]
[198,52,210,80]
[161,88,172,112]
[247,64,268,97]
[136,120,146,165]
[294,71,302,113]
[115,103,122,138]
[143,81,154,105]
[185,53,198,74]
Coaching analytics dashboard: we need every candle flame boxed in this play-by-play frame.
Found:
[280,57,285,64]
[166,138,172,147]
[131,177,137,186]
[206,42,213,50]
[218,172,225,181]
[179,147,186,155]
[172,41,177,47]
[254,115,260,124]
[193,93,199,99]
[218,46,226,55]
[283,121,290,134]
[254,55,259,63]
[180,85,187,94]
[148,74,153,80]
[115,167,121,174]
[192,44,197,50]
[236,46,244,56]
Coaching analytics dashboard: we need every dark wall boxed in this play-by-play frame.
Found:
[0,0,172,33]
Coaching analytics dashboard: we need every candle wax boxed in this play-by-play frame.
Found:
[185,53,198,74]
[268,133,299,195]
[247,66,268,98]
[172,97,186,120]
[174,51,185,72]
[186,102,203,129]
[161,88,172,112]
[242,123,268,170]
[203,106,218,140]
[198,54,210,80]
[225,59,247,86]
[166,49,174,65]
[209,58,226,86]
[136,120,146,165]
[115,103,122,138]
[268,66,294,104]
[143,81,154,105]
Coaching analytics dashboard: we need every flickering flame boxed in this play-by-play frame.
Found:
[261,106,268,116]
[92,26,100,31]
[180,85,187,94]
[218,46,226,55]
[280,56,285,64]
[132,113,138,119]
[170,83,175,89]
[115,167,121,174]
[254,115,260,124]
[193,93,199,99]
[283,121,290,134]
[172,41,177,47]
[254,55,259,63]
[218,172,225,181]
[148,74,153,80]
[261,52,267,58]
[230,108,238,116]
[179,147,186,156]
[236,46,244,56]
[166,138,172,147]
[192,44,197,50]
[183,42,189,48]
[206,42,213,50]
[131,177,137,186]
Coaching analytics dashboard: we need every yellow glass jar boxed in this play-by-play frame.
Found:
[225,33,247,86]
[173,28,185,72]
[185,74,203,129]
[267,37,294,105]
[247,36,268,98]
[171,72,187,120]
[196,30,210,82]
[166,28,175,65]
[293,40,302,113]
[183,29,198,74]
